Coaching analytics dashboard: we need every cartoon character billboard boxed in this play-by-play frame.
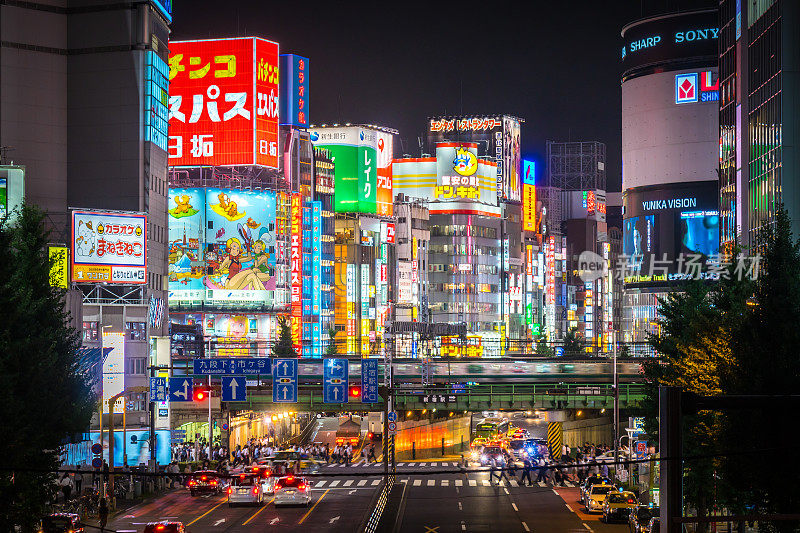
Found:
[204,188,277,300]
[168,188,206,301]
[71,210,147,284]
[167,188,277,305]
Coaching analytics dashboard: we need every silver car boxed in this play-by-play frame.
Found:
[273,475,313,507]
[227,473,265,507]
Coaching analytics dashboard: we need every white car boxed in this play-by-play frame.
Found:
[273,475,313,507]
[227,473,265,507]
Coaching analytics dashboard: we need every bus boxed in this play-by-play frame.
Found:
[474,417,510,440]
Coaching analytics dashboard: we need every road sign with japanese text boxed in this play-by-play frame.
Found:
[193,358,271,375]
[149,377,167,402]
[361,359,379,403]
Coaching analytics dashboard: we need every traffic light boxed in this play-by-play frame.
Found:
[193,385,210,402]
[349,386,361,399]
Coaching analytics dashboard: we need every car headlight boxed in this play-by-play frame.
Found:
[480,455,487,461]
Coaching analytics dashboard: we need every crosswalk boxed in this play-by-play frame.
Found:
[310,476,576,489]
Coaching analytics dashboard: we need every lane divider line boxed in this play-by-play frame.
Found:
[298,489,330,525]
[242,497,274,525]
[185,496,227,527]
[522,521,531,532]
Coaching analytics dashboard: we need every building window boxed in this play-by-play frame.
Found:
[126,357,147,376]
[126,322,147,341]
[82,321,99,341]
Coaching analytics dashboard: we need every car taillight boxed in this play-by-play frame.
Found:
[211,480,217,485]
[274,484,282,491]
[298,484,306,491]
[201,476,207,481]
[627,499,635,503]
[188,480,194,485]
[252,487,258,494]
[227,487,232,494]
[287,476,295,482]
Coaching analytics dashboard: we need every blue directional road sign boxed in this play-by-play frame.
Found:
[323,358,349,403]
[221,376,247,402]
[149,377,167,402]
[387,411,397,423]
[554,346,564,357]
[193,358,271,375]
[272,359,298,403]
[169,377,193,402]
[361,359,379,403]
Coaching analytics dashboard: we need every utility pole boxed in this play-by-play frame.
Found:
[208,375,213,459]
[613,328,619,479]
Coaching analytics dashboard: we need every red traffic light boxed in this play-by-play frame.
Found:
[193,387,209,402]
[349,386,361,398]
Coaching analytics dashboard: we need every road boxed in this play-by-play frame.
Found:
[99,461,632,533]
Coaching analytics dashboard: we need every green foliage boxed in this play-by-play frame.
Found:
[562,326,584,357]
[644,209,800,531]
[0,205,95,531]
[325,328,338,357]
[272,315,298,358]
[535,340,553,356]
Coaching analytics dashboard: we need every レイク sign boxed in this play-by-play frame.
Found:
[168,37,279,168]
[71,210,147,284]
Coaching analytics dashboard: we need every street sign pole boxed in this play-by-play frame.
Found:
[208,375,213,459]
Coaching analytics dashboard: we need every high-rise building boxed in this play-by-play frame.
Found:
[620,8,721,353]
[719,0,800,249]
[1,0,173,458]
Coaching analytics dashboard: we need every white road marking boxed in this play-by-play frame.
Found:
[537,481,547,487]
[358,479,367,486]
[270,518,279,525]
[458,501,463,511]
[213,519,225,526]
[509,480,519,487]
[413,479,422,486]
[427,479,435,486]
[330,516,340,524]
[315,480,326,487]
[329,480,340,487]
[371,479,381,486]
[511,503,518,511]
[441,480,449,486]
[418,462,426,466]
[583,523,593,531]
[566,503,574,513]
[522,522,530,532]
[461,521,466,531]
[343,480,353,487]
[455,479,463,487]
[481,479,490,487]
[468,479,477,486]
[397,463,405,466]
[349,489,356,495]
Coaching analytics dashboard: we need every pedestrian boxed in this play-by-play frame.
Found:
[489,455,500,484]
[497,454,510,484]
[367,444,376,463]
[520,456,534,486]
[98,497,109,532]
[59,473,74,501]
[535,456,546,483]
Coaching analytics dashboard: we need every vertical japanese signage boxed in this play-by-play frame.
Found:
[360,263,370,355]
[279,54,309,128]
[361,359,379,403]
[502,117,522,202]
[71,210,147,284]
[522,159,537,232]
[48,246,69,289]
[375,130,394,216]
[290,193,303,352]
[346,264,356,354]
[311,201,322,315]
[309,126,393,214]
[546,236,556,337]
[145,51,169,152]
[168,37,279,168]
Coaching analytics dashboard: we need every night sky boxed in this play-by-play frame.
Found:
[171,1,715,193]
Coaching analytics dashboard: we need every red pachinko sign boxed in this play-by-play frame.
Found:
[168,37,279,168]
[290,193,302,353]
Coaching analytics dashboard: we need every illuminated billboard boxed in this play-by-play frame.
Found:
[392,142,500,217]
[145,51,169,152]
[168,37,279,168]
[71,210,147,284]
[309,126,394,215]
[0,166,25,223]
[427,115,522,202]
[167,188,277,305]
[49,246,69,289]
[622,180,719,285]
[102,331,125,413]
[522,160,536,232]
[279,54,309,128]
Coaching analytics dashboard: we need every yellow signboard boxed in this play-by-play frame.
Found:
[48,246,69,289]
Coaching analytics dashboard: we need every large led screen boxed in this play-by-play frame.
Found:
[622,180,719,285]
[168,188,277,305]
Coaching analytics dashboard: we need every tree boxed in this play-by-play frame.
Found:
[325,328,338,357]
[272,315,298,358]
[0,205,95,531]
[562,326,584,357]
[717,209,800,531]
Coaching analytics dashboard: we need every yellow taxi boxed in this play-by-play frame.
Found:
[583,483,616,513]
[601,490,638,522]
